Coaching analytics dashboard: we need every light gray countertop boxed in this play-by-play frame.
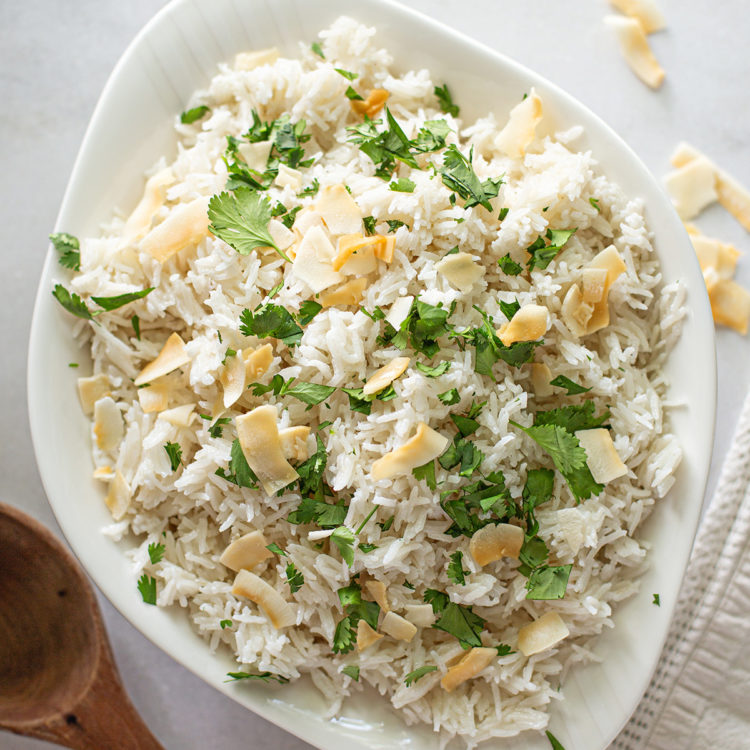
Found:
[1,1,748,748]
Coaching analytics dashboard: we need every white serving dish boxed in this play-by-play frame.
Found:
[27,0,716,748]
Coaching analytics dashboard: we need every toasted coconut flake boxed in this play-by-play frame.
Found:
[561,284,592,337]
[703,266,721,296]
[605,16,664,89]
[709,279,750,334]
[278,426,311,462]
[357,619,383,651]
[231,569,295,629]
[268,219,295,251]
[494,88,543,159]
[575,428,628,483]
[518,611,569,656]
[332,233,380,271]
[244,344,274,382]
[386,296,414,329]
[124,168,174,241]
[93,396,123,452]
[137,383,170,414]
[104,470,131,521]
[371,422,449,481]
[609,0,666,33]
[435,252,485,293]
[220,530,273,572]
[140,196,211,263]
[363,357,410,396]
[275,164,303,191]
[77,374,110,415]
[159,404,195,427]
[292,208,325,238]
[340,244,377,275]
[316,185,362,235]
[364,580,390,612]
[380,611,417,642]
[691,234,740,279]
[530,363,554,397]
[469,523,525,566]
[497,304,549,346]
[221,350,246,409]
[292,226,343,293]
[584,246,627,335]
[234,48,279,71]
[319,277,368,308]
[671,142,750,232]
[134,333,191,386]
[557,508,585,555]
[93,465,114,481]
[373,235,395,263]
[663,157,719,220]
[235,405,299,495]
[440,647,496,692]
[403,604,435,628]
[238,141,272,172]
[350,88,389,118]
[581,267,609,304]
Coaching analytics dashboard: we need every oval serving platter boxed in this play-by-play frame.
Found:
[28,1,716,748]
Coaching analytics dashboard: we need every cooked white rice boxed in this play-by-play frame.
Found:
[62,17,685,748]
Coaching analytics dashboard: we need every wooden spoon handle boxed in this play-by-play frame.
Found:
[13,630,163,750]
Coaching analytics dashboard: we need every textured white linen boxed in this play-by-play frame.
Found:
[615,389,750,749]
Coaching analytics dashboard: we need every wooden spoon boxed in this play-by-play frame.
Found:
[0,502,163,750]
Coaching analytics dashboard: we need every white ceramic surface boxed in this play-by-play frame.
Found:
[27,1,716,748]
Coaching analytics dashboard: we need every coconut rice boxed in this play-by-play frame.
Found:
[59,17,685,748]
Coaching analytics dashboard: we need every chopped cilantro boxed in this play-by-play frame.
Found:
[225,671,289,684]
[332,616,356,654]
[298,177,320,197]
[403,580,415,590]
[525,564,572,600]
[342,665,360,681]
[425,589,486,648]
[359,543,378,553]
[526,228,577,272]
[499,298,521,321]
[498,207,510,221]
[447,550,468,585]
[219,619,232,629]
[404,665,438,686]
[378,297,454,358]
[438,388,460,405]
[345,85,364,101]
[333,581,381,653]
[90,288,155,311]
[330,526,355,567]
[440,144,502,211]
[49,232,80,271]
[239,303,303,347]
[131,314,141,340]
[215,439,259,489]
[348,109,420,179]
[137,574,157,605]
[311,41,325,58]
[164,442,182,471]
[208,417,232,439]
[389,177,416,193]
[68,362,78,368]
[362,216,376,235]
[434,83,459,117]
[180,105,210,124]
[280,205,302,229]
[250,375,336,408]
[298,300,322,325]
[653,593,661,606]
[412,460,437,490]
[285,562,304,593]
[546,730,566,750]
[208,188,288,261]
[498,254,523,275]
[334,68,358,81]
[533,401,610,432]
[550,375,591,395]
[52,284,154,321]
[415,361,450,377]
[495,644,514,656]
[589,197,601,212]
[378,516,394,532]
[266,542,286,556]
[386,219,408,233]
[147,542,165,564]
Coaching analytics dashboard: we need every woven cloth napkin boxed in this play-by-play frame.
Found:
[612,389,750,749]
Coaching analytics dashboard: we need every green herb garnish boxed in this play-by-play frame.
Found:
[180,105,210,124]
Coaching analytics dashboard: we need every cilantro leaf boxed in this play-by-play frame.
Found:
[52,284,93,320]
[653,593,661,606]
[415,361,450,377]
[284,381,337,408]
[49,232,80,271]
[298,300,322,326]
[285,562,304,593]
[390,177,415,193]
[525,564,572,600]
[147,542,165,564]
[533,401,610,432]
[433,601,486,647]
[434,83,459,117]
[499,298,521,321]
[208,188,289,261]
[342,665,360,681]
[412,460,437,491]
[526,228,577,272]
[298,178,320,197]
[225,671,289,684]
[546,731,567,750]
[332,616,356,654]
[498,254,523,276]
[131,314,141,340]
[424,589,449,613]
[348,108,419,178]
[208,416,232,439]
[363,216,376,235]
[215,439,259,489]
[550,375,591,395]
[589,197,601,212]
[414,119,452,153]
[180,105,210,124]
[345,85,364,101]
[266,542,286,556]
[311,42,325,58]
[334,68,358,81]
[386,219,408,233]
[440,145,502,211]
[331,526,355,567]
[447,550,468,585]
[404,665,438,686]
[498,207,510,221]
[495,644,514,656]
[90,288,155,311]
[438,388,460,405]
[220,619,232,629]
[240,303,303,347]
[378,515,394,532]
[359,543,378,553]
[137,574,157,605]
[519,535,549,574]
[164,442,182,471]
